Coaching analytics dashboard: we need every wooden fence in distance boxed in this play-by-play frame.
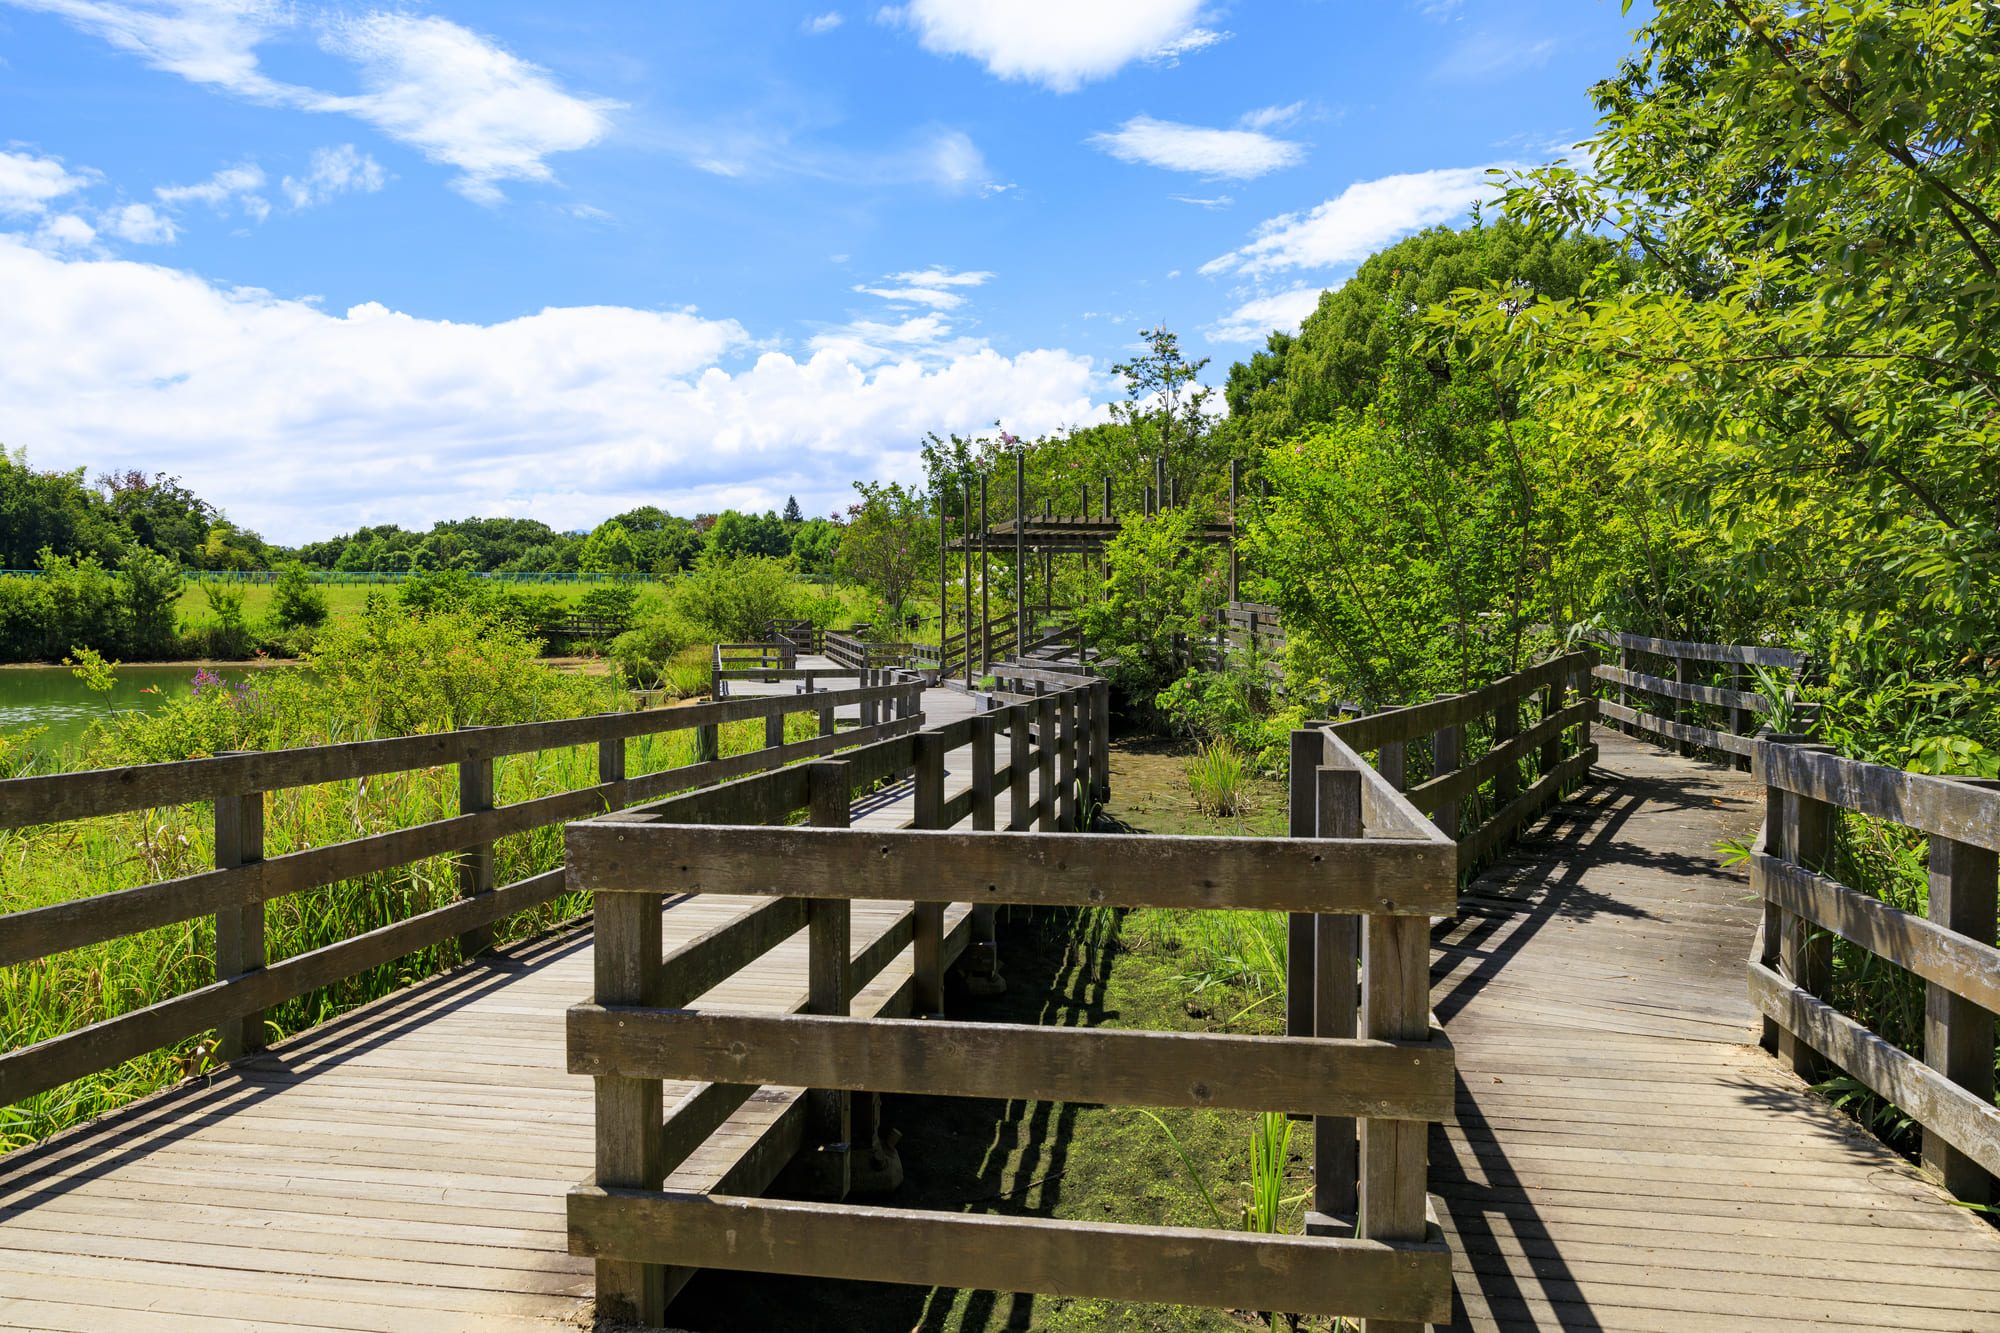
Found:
[565,673,1454,1330]
[1318,651,1599,876]
[1590,629,1801,765]
[0,674,923,1112]
[1750,738,2000,1206]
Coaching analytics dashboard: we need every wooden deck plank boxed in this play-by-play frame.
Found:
[1436,729,2000,1332]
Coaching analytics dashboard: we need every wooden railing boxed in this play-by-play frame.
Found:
[713,641,796,679]
[1319,651,1599,875]
[1221,600,1285,656]
[1590,629,1801,765]
[565,674,1454,1330]
[765,618,821,653]
[0,674,924,1113]
[1750,738,2000,1205]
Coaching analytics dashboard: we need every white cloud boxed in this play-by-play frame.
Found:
[1433,33,1556,81]
[1144,25,1226,67]
[156,160,269,219]
[853,265,991,310]
[1239,102,1304,132]
[1171,194,1233,209]
[281,144,386,209]
[35,213,98,249]
[3,0,293,98]
[0,237,1102,539]
[1207,285,1326,343]
[8,2,615,202]
[1202,164,1507,277]
[803,10,842,33]
[881,0,1215,92]
[312,14,617,204]
[101,201,178,243]
[0,148,92,216]
[1090,115,1305,180]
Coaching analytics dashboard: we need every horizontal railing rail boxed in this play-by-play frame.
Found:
[565,669,1453,1328]
[1750,737,2000,1206]
[0,673,926,1114]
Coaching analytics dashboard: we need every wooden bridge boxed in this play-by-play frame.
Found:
[4,640,2000,1330]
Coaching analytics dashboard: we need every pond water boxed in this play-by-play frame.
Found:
[0,663,272,756]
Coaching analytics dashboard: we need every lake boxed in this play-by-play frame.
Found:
[0,663,272,756]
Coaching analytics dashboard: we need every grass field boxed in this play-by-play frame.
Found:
[170,580,604,629]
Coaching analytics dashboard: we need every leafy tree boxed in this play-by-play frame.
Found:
[270,560,329,631]
[120,550,183,656]
[789,516,840,577]
[671,554,801,642]
[579,520,639,573]
[704,509,791,561]
[97,470,216,567]
[0,449,127,567]
[1463,0,2000,764]
[837,482,932,627]
[1081,506,1224,697]
[1110,328,1219,497]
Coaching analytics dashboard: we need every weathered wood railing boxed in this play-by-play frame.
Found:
[0,674,923,1113]
[565,672,1454,1330]
[713,641,796,679]
[1590,629,1801,766]
[1318,651,1599,876]
[1750,738,2000,1206]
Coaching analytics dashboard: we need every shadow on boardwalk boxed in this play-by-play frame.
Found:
[1431,730,2000,1333]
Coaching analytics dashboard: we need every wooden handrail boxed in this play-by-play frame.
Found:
[1749,738,2000,1205]
[0,673,925,1113]
[1586,628,1802,767]
[566,671,1452,1328]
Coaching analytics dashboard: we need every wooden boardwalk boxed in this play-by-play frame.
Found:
[1434,729,2000,1331]
[9,673,2000,1330]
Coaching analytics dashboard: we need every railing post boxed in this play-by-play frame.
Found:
[599,732,626,811]
[911,733,948,1015]
[1057,690,1078,831]
[1008,703,1033,830]
[457,736,496,959]
[1035,696,1058,833]
[1377,739,1407,792]
[213,766,265,1061]
[970,713,997,831]
[695,717,719,765]
[765,701,786,751]
[1430,707,1463,838]
[1310,763,1362,1234]
[1359,876,1432,1333]
[1493,694,1519,804]
[1731,663,1755,770]
[1538,681,1562,781]
[1924,780,2000,1203]
[1286,730,1319,1042]
[806,761,853,1197]
[593,883,667,1325]
[1675,654,1695,756]
[1072,685,1094,822]
[1090,678,1111,803]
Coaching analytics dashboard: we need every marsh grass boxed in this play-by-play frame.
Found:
[1183,740,1250,817]
[0,637,832,1150]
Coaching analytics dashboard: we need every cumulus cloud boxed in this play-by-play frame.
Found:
[100,201,178,243]
[280,144,386,209]
[1202,164,1507,277]
[802,10,842,33]
[1206,285,1326,343]
[0,148,93,216]
[1090,114,1305,180]
[6,1,616,202]
[0,237,1102,539]
[881,0,1216,92]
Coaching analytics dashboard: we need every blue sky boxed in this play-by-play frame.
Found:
[0,1,1646,543]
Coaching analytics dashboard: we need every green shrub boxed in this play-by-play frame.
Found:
[610,609,705,689]
[192,582,253,658]
[670,553,801,642]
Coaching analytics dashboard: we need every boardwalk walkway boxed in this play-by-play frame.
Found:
[1434,729,2000,1331]
[8,692,2000,1330]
